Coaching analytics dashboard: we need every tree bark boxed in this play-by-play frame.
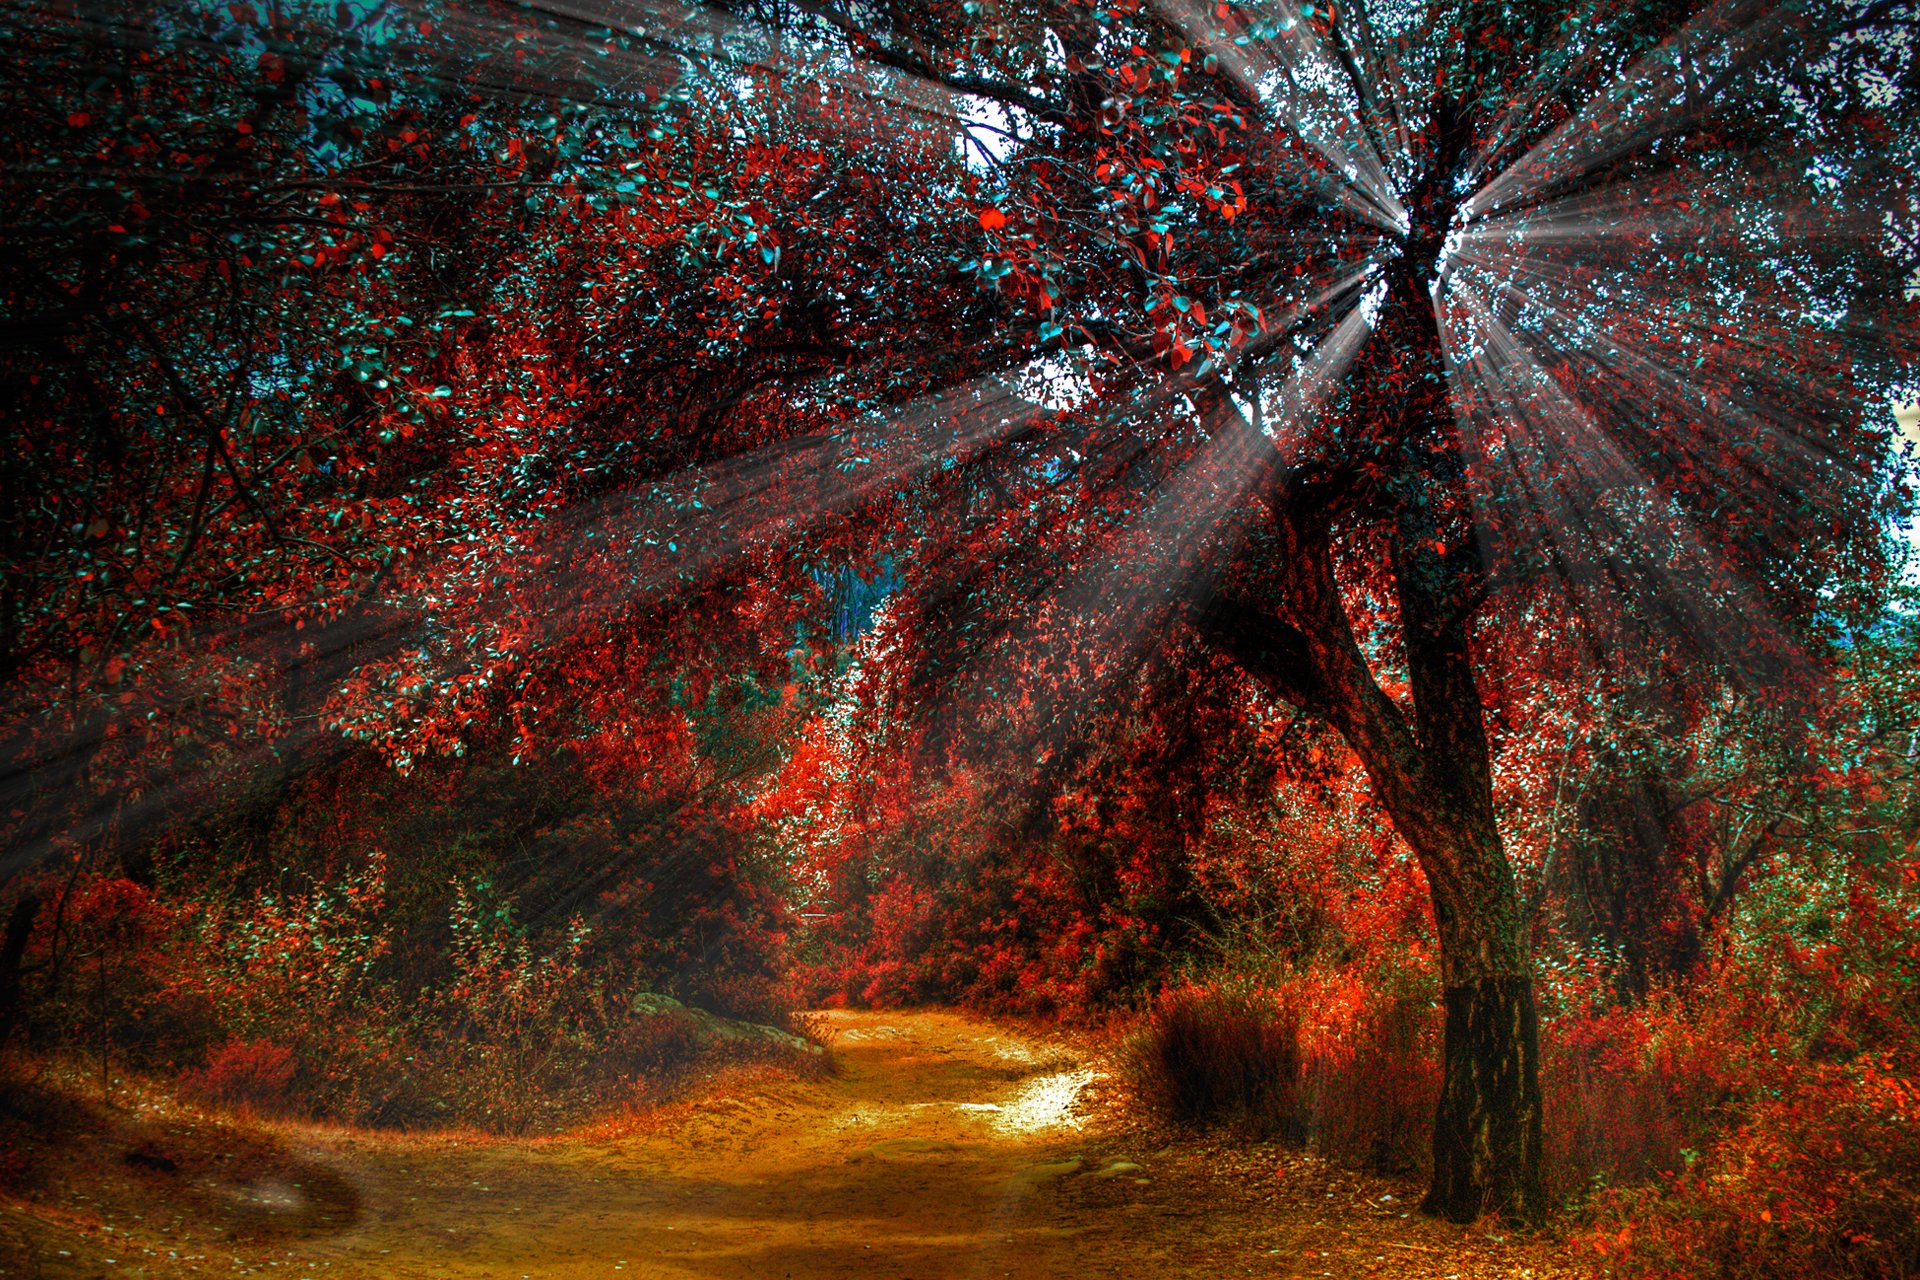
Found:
[1430,973,1543,1217]
[1383,301,1546,1220]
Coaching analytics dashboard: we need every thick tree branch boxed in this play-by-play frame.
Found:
[1190,594,1328,718]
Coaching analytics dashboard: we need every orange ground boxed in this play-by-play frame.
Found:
[1,1009,1581,1279]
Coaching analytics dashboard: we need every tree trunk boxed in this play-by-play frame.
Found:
[1430,972,1543,1217]
[0,891,41,1049]
[1385,342,1546,1219]
[1401,782,1544,1222]
[1226,650,1548,1221]
[1358,603,1546,1223]
[1197,563,1546,1220]
[1555,777,1705,999]
[1193,283,1545,1220]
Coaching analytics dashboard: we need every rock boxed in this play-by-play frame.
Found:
[1087,1159,1143,1179]
[629,992,824,1055]
[1010,1156,1083,1185]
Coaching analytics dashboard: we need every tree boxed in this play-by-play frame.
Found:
[725,0,1916,1219]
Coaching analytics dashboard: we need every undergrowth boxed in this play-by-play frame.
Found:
[3,859,827,1134]
[1121,852,1920,1278]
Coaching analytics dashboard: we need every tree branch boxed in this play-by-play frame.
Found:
[1189,594,1328,718]
[795,1,1072,126]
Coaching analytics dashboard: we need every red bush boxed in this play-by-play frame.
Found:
[182,1039,298,1113]
[1574,1053,1920,1279]
[1126,965,1442,1170]
[1541,1004,1693,1202]
[19,873,214,1066]
[1302,984,1441,1176]
[1561,855,1920,1276]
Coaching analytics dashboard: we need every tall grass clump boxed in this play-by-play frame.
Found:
[1125,977,1304,1137]
[1124,963,1443,1171]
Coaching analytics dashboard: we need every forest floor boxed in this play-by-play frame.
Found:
[1,1009,1583,1280]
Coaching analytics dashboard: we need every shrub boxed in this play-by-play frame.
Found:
[18,873,216,1072]
[1301,983,1441,1176]
[181,1039,298,1114]
[7,858,831,1134]
[1126,964,1444,1168]
[606,1008,709,1079]
[1563,852,1920,1277]
[199,853,395,1049]
[1541,1004,1692,1203]
[1575,1054,1920,1279]
[1126,978,1303,1137]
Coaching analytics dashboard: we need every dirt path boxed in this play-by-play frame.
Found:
[3,1009,1580,1279]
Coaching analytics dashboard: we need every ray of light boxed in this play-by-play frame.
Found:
[1151,0,1411,232]
[9,0,1915,892]
[0,368,1059,874]
[1466,0,1818,221]
[903,265,1384,798]
[1456,0,1629,198]
[405,0,1058,143]
[1441,274,1804,672]
[1436,0,1914,667]
[1447,164,1903,513]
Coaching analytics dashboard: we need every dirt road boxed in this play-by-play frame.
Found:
[2,1009,1577,1279]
